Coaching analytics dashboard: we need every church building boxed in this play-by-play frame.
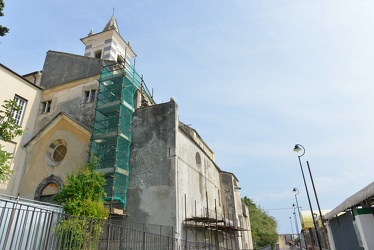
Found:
[0,15,253,249]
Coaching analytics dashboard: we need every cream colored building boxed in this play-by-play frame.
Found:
[0,64,42,195]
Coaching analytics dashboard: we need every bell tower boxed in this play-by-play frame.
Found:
[80,15,136,65]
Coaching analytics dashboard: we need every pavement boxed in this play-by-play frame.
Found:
[280,246,302,250]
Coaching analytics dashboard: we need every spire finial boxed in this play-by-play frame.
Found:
[111,7,116,16]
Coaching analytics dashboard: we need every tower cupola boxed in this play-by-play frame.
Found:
[80,15,136,65]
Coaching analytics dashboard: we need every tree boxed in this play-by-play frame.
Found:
[53,162,108,249]
[243,196,278,249]
[0,0,9,36]
[53,161,108,218]
[0,99,23,182]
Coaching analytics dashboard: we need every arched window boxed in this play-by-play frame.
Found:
[35,175,63,202]
[196,152,201,167]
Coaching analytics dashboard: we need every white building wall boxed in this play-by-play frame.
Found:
[176,128,223,242]
[0,65,42,195]
[175,130,251,249]
[354,208,374,250]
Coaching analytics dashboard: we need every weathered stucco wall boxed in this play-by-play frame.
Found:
[40,51,103,88]
[176,124,223,241]
[35,76,98,133]
[19,115,90,199]
[177,126,226,213]
[126,99,251,247]
[220,172,242,218]
[127,100,178,227]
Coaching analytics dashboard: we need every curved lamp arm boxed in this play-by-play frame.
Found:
[293,144,305,157]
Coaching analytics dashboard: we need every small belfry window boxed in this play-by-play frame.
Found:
[12,95,27,126]
[117,55,125,65]
[41,100,52,113]
[83,90,97,103]
[94,50,102,59]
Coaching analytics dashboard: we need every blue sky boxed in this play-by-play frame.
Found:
[1,0,374,234]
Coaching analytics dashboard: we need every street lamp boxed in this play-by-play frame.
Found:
[289,216,294,240]
[293,144,322,250]
[293,188,308,248]
[293,210,300,246]
[293,188,303,247]
[292,203,300,241]
[306,160,329,248]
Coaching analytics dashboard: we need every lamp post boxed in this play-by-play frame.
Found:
[293,144,322,250]
[292,204,300,242]
[289,216,294,240]
[306,160,329,248]
[292,188,302,227]
[293,210,300,246]
[293,188,304,247]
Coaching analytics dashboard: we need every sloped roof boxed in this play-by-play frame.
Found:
[24,112,91,147]
[325,181,374,219]
[103,15,120,34]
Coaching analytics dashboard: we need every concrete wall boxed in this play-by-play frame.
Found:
[127,99,251,248]
[40,51,103,88]
[127,100,178,228]
[0,65,42,195]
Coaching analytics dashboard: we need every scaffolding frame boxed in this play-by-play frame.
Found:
[183,193,249,249]
[89,61,154,213]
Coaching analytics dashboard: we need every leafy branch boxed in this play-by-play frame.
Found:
[0,99,23,183]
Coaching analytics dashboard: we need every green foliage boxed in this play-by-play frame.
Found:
[0,100,23,141]
[0,99,23,183]
[243,196,278,249]
[54,217,105,250]
[53,163,108,249]
[0,145,12,182]
[53,163,108,218]
[0,0,9,36]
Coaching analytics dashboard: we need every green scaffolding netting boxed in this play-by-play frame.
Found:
[89,63,141,210]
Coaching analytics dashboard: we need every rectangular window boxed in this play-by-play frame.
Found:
[83,90,97,103]
[41,100,52,113]
[12,95,27,126]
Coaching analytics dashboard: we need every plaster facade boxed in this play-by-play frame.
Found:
[127,100,253,248]
[19,114,91,200]
[0,64,42,195]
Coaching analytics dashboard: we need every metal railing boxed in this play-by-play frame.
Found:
[0,195,252,250]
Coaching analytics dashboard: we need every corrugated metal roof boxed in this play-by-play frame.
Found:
[325,181,374,219]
